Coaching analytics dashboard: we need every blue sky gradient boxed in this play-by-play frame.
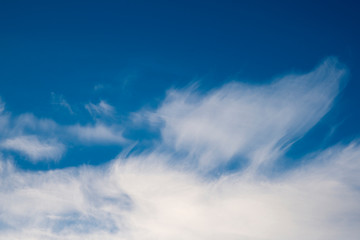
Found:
[1,1,360,239]
[1,0,359,170]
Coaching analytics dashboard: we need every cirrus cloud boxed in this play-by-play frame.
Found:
[0,57,359,240]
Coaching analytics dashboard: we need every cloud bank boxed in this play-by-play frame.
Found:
[0,142,359,240]
[0,58,359,239]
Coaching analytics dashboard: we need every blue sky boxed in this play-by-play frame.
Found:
[1,1,360,239]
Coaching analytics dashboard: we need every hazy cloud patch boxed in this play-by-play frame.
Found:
[85,100,115,119]
[1,135,65,162]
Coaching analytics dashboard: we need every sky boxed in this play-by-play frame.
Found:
[0,0,360,239]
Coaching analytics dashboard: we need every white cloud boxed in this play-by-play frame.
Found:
[0,98,126,162]
[0,142,359,239]
[68,123,126,144]
[146,57,347,172]
[0,107,64,163]
[14,113,59,133]
[1,135,65,162]
[85,100,115,118]
[0,57,358,239]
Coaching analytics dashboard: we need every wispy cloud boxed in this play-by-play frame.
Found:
[0,104,64,163]
[0,58,358,239]
[145,57,347,172]
[85,100,115,119]
[0,102,126,162]
[0,99,10,132]
[1,135,65,162]
[94,84,105,91]
[68,123,126,144]
[51,92,74,114]
[0,98,5,113]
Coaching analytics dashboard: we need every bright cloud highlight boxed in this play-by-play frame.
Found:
[0,142,359,240]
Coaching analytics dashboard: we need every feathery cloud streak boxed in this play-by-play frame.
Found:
[145,58,346,172]
[0,58,359,239]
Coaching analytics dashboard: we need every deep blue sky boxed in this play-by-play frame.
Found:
[0,0,359,170]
